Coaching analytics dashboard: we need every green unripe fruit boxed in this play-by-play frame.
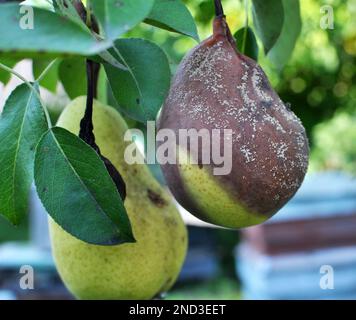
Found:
[50,97,187,300]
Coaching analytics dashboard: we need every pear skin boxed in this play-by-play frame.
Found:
[158,17,309,228]
[50,97,187,300]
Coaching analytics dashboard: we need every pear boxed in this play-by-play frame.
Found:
[49,97,187,300]
[158,16,309,228]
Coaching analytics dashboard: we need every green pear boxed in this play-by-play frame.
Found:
[49,97,187,300]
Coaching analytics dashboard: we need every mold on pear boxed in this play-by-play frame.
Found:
[158,16,309,228]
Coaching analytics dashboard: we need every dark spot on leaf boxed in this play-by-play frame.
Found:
[42,187,48,193]
[147,189,167,208]
[43,147,49,152]
[136,98,140,105]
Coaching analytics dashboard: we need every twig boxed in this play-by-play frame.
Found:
[36,59,58,83]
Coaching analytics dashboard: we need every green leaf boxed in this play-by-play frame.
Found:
[33,59,60,92]
[59,58,86,99]
[234,27,259,61]
[97,50,128,71]
[252,0,284,54]
[34,127,135,245]
[0,84,48,225]
[195,0,215,24]
[145,0,199,41]
[104,38,171,122]
[97,66,108,105]
[0,59,18,85]
[0,3,109,58]
[268,0,302,70]
[53,0,89,33]
[91,0,155,40]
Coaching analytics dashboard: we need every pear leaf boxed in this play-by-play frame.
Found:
[91,0,155,40]
[59,58,87,99]
[53,0,89,33]
[104,38,171,123]
[34,127,135,245]
[268,0,302,70]
[0,58,18,85]
[0,84,48,225]
[0,3,109,58]
[234,27,259,61]
[252,0,284,54]
[145,0,199,42]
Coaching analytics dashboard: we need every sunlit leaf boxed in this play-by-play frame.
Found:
[0,84,48,225]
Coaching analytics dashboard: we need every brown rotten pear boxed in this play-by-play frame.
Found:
[158,16,309,228]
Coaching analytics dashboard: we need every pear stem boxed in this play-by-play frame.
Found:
[75,1,127,201]
[79,60,100,151]
[74,0,100,148]
[214,0,224,17]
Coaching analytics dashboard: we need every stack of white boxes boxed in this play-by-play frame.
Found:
[235,172,356,299]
